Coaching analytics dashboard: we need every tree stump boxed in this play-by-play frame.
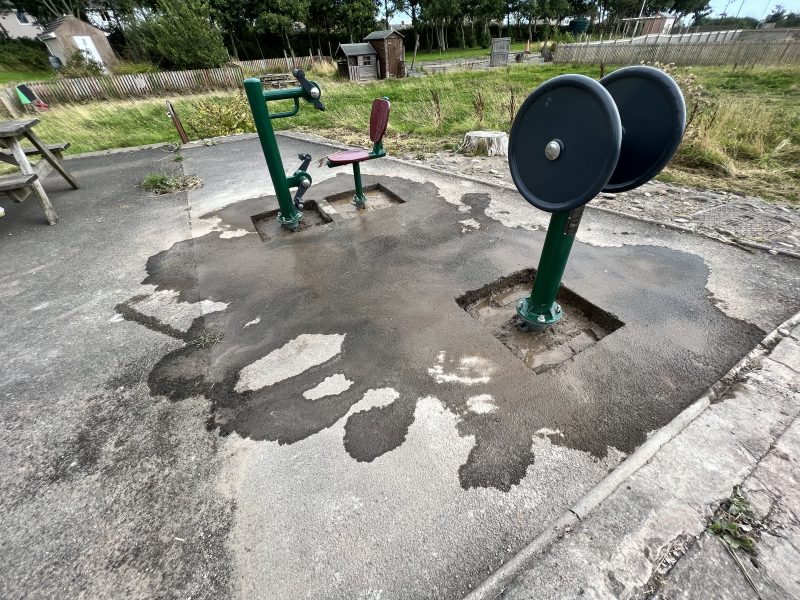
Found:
[460,131,509,157]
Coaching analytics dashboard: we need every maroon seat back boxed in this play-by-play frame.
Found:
[369,98,391,144]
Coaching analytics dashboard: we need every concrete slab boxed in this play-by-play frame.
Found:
[1,135,798,599]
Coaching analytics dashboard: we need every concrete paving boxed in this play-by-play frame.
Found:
[495,323,800,600]
[0,134,798,599]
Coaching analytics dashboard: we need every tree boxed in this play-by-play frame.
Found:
[255,0,310,56]
[338,0,379,42]
[126,0,229,69]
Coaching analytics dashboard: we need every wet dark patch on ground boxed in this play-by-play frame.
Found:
[118,177,771,490]
[344,393,417,462]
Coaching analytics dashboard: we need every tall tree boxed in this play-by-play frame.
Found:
[255,0,311,56]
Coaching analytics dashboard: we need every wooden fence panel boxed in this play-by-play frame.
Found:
[554,39,800,66]
[3,57,331,109]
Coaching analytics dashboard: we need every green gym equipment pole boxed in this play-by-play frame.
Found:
[516,207,584,329]
[244,77,304,231]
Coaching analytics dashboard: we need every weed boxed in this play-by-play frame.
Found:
[473,90,486,126]
[507,86,518,129]
[708,486,760,553]
[141,172,201,194]
[429,89,443,128]
[188,329,224,348]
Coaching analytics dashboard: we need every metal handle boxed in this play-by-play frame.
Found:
[269,97,300,119]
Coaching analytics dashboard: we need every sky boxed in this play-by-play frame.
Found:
[708,0,800,19]
[387,0,800,24]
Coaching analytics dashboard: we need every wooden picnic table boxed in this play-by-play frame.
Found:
[0,119,79,225]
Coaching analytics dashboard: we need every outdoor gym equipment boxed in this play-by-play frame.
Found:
[509,65,686,329]
[325,97,391,208]
[244,69,325,231]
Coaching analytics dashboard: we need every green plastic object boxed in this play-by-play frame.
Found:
[516,207,584,329]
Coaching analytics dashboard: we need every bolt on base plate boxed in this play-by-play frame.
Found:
[278,211,303,231]
[516,297,563,331]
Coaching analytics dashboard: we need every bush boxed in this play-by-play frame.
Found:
[112,61,160,75]
[58,50,104,78]
[0,39,51,71]
[185,91,255,139]
[125,0,230,70]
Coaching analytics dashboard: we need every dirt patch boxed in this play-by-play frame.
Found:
[458,269,623,374]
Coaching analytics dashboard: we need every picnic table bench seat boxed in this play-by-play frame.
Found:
[0,141,70,162]
[0,172,38,192]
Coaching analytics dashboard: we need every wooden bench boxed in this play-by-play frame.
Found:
[0,141,70,162]
[0,171,56,224]
[0,120,78,225]
[0,173,38,192]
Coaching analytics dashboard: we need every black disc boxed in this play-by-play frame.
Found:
[600,66,686,193]
[508,74,622,213]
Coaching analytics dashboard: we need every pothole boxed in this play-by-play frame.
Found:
[457,269,624,374]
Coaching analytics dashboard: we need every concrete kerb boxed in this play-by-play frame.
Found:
[463,308,800,600]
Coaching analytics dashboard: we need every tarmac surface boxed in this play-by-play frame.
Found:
[1,134,798,599]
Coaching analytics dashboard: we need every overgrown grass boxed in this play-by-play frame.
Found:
[20,63,800,202]
[0,71,54,84]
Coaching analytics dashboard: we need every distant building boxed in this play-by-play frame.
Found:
[37,15,118,72]
[0,8,43,39]
[642,13,677,34]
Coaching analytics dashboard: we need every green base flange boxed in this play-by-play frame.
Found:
[353,194,368,208]
[516,297,563,331]
[278,211,303,231]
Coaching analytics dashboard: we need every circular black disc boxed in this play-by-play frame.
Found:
[509,74,622,213]
[600,66,686,193]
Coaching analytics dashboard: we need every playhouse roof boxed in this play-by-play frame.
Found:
[40,16,68,34]
[364,29,404,40]
[336,43,378,57]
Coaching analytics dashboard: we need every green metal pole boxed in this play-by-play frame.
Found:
[517,207,584,329]
[352,162,367,207]
[243,78,302,231]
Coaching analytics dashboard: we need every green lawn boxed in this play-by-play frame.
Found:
[412,42,528,62]
[0,70,54,84]
[23,62,800,202]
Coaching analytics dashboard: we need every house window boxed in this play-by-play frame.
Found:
[362,56,372,66]
[16,10,29,24]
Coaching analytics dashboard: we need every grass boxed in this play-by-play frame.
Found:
[17,62,800,203]
[412,42,527,62]
[0,70,54,84]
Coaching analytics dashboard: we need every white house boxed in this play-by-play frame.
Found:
[0,8,43,39]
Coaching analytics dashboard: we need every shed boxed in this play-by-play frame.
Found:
[336,43,379,82]
[37,15,118,72]
[364,30,405,79]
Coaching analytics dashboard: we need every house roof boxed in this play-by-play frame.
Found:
[336,43,377,57]
[40,16,67,34]
[364,29,404,40]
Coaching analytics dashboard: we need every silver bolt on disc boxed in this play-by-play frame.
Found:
[544,140,562,161]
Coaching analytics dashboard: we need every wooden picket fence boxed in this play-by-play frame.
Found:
[554,38,800,67]
[1,55,328,111]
